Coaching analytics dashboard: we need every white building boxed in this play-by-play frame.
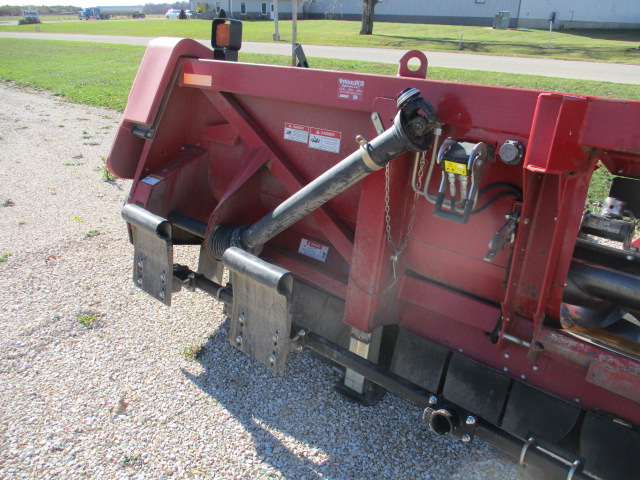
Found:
[193,0,640,29]
[191,1,295,19]
[306,0,640,29]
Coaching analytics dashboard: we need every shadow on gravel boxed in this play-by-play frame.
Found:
[181,319,528,479]
[182,318,336,479]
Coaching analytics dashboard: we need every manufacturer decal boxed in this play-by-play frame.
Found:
[298,238,329,262]
[338,78,365,101]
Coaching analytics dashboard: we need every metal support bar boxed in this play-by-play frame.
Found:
[168,211,207,237]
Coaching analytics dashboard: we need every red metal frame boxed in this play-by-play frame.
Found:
[108,38,640,426]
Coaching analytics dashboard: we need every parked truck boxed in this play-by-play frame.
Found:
[77,5,144,20]
[108,21,640,479]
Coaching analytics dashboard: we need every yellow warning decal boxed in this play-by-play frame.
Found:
[183,73,212,87]
[444,161,467,176]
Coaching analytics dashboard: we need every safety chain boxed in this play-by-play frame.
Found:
[385,150,427,280]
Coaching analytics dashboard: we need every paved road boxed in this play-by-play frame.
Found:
[1,31,639,84]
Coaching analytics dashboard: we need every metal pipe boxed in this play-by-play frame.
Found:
[565,259,640,311]
[236,91,438,253]
[168,211,207,238]
[428,408,460,436]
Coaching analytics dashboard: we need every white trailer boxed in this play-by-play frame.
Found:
[78,5,145,20]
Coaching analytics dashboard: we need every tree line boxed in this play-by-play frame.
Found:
[0,3,189,16]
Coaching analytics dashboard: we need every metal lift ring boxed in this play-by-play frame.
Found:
[519,437,537,466]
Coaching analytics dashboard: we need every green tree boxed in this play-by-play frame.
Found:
[195,2,209,14]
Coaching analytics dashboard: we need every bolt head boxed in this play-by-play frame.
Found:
[235,335,243,345]
[294,345,304,353]
[466,416,476,425]
[137,277,143,286]
[137,260,144,268]
[269,354,277,365]
[238,313,245,323]
[272,333,279,341]
[532,365,539,371]
[159,290,165,300]
[462,434,471,443]
[504,352,510,359]
[428,396,438,405]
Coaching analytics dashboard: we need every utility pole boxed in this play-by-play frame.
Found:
[291,0,297,66]
[273,0,280,41]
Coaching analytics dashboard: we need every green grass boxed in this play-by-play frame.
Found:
[0,39,141,109]
[183,344,205,362]
[76,313,100,326]
[1,19,639,64]
[97,157,116,181]
[0,38,637,114]
[0,252,11,262]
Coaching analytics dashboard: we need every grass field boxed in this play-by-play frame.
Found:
[1,38,638,113]
[1,19,639,64]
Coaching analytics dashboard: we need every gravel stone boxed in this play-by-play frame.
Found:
[0,83,536,479]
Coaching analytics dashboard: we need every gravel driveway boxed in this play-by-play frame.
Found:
[0,83,532,479]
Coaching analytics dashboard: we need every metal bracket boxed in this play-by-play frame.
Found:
[223,247,294,374]
[519,437,537,465]
[423,403,478,443]
[130,124,155,139]
[485,211,520,261]
[519,435,585,479]
[122,204,173,306]
[356,135,381,171]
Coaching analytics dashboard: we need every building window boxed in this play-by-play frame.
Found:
[241,2,246,14]
[261,2,267,15]
[216,1,221,13]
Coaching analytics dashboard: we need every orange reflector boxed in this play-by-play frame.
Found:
[183,73,212,87]
[216,24,231,48]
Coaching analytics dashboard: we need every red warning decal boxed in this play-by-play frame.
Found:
[309,128,341,153]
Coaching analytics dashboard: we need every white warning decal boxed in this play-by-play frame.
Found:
[338,78,365,101]
[298,238,329,262]
[309,127,341,154]
[284,122,309,144]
